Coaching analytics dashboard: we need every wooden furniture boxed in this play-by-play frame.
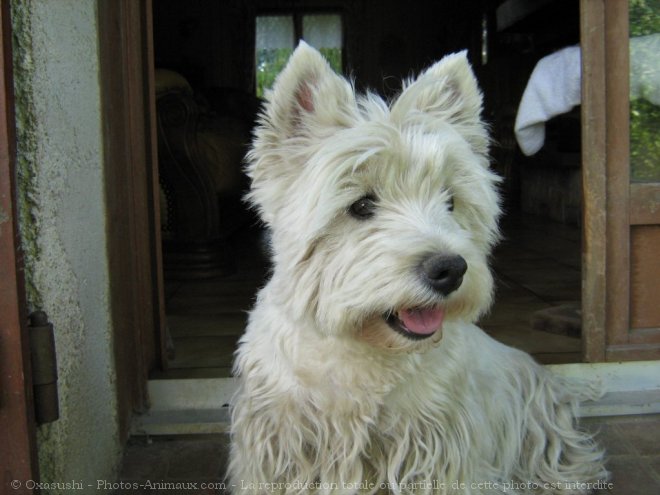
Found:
[155,70,251,279]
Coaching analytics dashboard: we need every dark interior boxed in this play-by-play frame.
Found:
[151,0,584,378]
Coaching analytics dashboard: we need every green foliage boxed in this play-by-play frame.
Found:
[629,0,660,181]
[255,47,342,98]
[631,99,660,181]
[319,47,342,73]
[630,0,660,36]
[256,48,293,98]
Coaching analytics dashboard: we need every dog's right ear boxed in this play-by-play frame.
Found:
[246,42,357,227]
[260,41,357,138]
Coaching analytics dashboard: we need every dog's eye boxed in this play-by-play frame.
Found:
[448,195,455,212]
[349,195,377,219]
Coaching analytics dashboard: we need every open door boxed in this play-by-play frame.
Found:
[0,0,39,487]
[581,0,660,362]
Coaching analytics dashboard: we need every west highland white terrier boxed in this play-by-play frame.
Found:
[229,42,606,494]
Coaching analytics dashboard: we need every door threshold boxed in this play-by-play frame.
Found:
[132,362,660,436]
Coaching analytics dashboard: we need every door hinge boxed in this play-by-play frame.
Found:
[28,311,59,424]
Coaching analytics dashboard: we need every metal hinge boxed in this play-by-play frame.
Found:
[28,311,59,424]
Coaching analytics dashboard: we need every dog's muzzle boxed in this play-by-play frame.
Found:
[378,254,467,340]
[379,254,467,342]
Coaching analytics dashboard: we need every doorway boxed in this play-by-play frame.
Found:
[477,0,584,364]
[149,0,586,376]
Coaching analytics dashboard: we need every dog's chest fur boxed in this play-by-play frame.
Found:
[233,300,578,491]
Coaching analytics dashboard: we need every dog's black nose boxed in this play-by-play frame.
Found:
[420,254,468,295]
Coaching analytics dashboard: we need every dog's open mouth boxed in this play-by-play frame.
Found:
[385,307,445,340]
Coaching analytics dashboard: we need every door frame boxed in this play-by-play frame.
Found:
[581,0,660,362]
[93,2,660,435]
[98,0,167,439]
[0,0,39,488]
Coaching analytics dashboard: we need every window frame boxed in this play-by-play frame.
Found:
[254,8,346,96]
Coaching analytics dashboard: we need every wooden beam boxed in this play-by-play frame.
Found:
[580,0,607,363]
[98,0,164,440]
[604,0,631,348]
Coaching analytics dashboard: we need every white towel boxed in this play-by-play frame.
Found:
[630,34,660,106]
[514,46,581,156]
[514,35,660,157]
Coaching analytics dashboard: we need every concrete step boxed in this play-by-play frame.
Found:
[131,378,236,436]
[132,362,660,435]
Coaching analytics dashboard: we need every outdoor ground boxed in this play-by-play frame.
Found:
[116,413,660,494]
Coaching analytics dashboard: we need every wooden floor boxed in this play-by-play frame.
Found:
[155,226,269,379]
[481,212,583,363]
[156,212,583,378]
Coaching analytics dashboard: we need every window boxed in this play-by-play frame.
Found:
[629,0,660,181]
[255,13,343,97]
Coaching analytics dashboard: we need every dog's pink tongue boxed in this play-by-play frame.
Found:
[398,308,445,335]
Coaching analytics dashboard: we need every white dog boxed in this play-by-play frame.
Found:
[229,42,605,494]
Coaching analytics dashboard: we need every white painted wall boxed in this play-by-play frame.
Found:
[12,0,121,489]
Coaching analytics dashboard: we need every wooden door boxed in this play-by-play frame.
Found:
[98,0,167,438]
[0,0,39,489]
[581,0,660,362]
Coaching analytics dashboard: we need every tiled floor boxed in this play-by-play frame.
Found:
[117,414,660,494]
[581,414,660,494]
[160,211,585,377]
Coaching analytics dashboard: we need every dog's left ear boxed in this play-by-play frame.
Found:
[392,51,488,156]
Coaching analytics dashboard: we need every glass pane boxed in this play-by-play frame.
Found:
[255,16,294,97]
[302,14,342,73]
[629,0,660,181]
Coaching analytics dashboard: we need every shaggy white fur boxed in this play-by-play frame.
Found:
[229,42,606,494]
